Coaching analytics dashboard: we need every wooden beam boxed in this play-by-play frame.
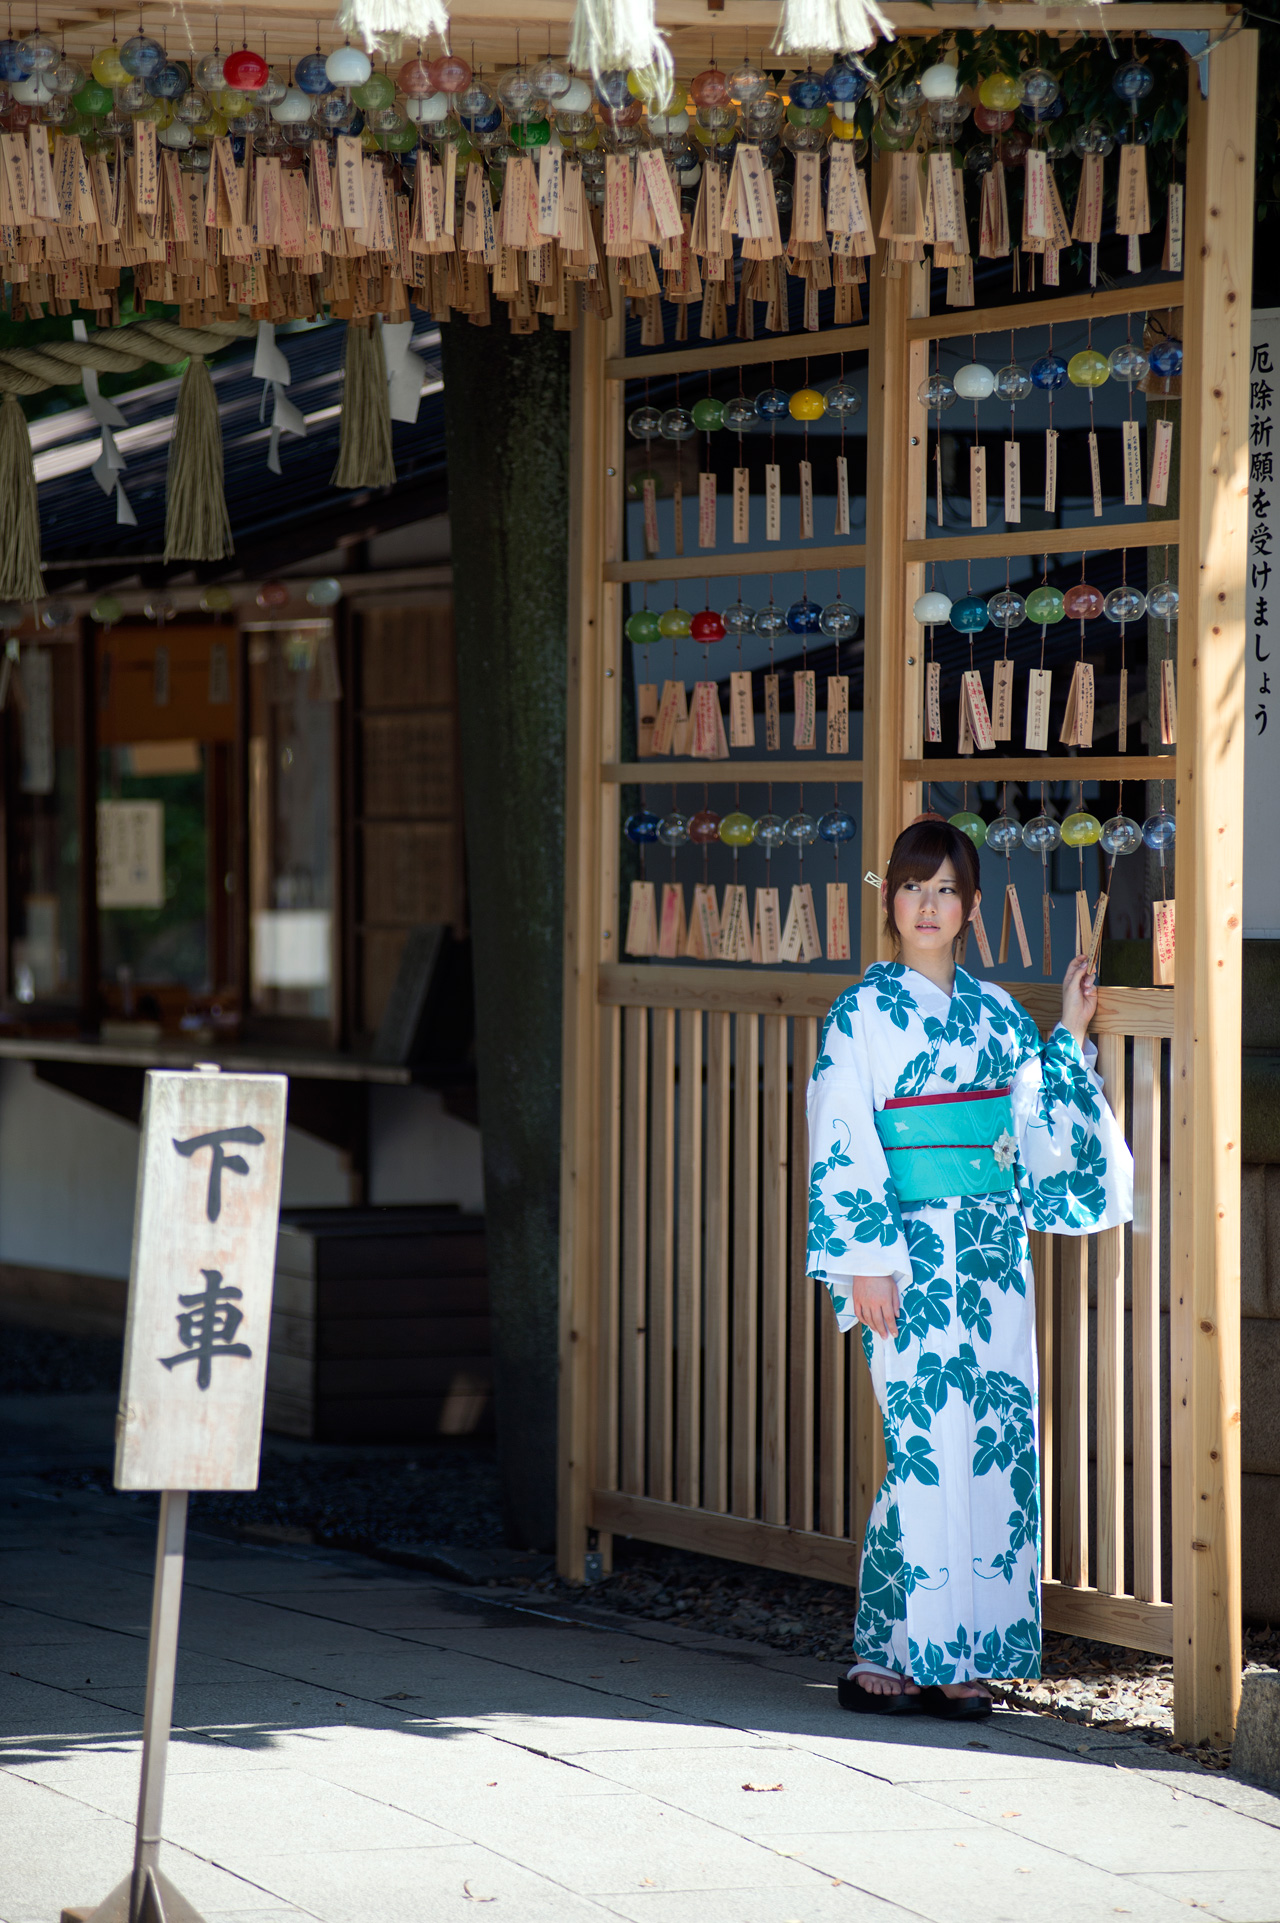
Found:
[604,759,863,784]
[608,325,870,381]
[599,964,1174,1033]
[591,1489,861,1586]
[1170,27,1255,1748]
[903,755,1175,782]
[1041,1583,1175,1658]
[606,543,866,584]
[557,313,609,1581]
[907,282,1184,342]
[903,520,1180,564]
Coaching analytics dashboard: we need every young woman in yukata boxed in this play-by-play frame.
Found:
[806,818,1132,1722]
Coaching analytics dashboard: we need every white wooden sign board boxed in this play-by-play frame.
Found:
[115,1069,287,1492]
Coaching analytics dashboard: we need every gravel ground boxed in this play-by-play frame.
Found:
[16,1324,1275,1773]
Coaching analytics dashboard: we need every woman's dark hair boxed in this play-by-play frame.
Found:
[883,818,981,950]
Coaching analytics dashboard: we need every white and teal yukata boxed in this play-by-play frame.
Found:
[807,962,1132,1685]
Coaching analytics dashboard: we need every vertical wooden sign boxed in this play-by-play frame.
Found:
[826,676,849,754]
[793,670,816,750]
[765,462,781,541]
[1004,441,1021,524]
[1122,421,1143,506]
[798,459,814,540]
[1149,417,1174,506]
[733,467,750,543]
[1025,668,1052,751]
[698,471,717,548]
[969,444,987,527]
[730,670,755,747]
[835,454,851,536]
[1044,427,1059,513]
[826,883,851,961]
[764,673,781,751]
[925,660,942,744]
[115,1070,288,1491]
[1087,430,1103,518]
[991,659,1014,740]
[1153,899,1176,984]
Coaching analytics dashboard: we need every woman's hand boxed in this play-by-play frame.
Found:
[853,1275,900,1339]
[1061,952,1098,1049]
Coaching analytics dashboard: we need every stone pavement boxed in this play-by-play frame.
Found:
[3,1396,1280,1923]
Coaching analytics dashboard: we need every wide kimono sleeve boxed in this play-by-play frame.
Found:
[806,993,914,1332]
[1010,1021,1134,1235]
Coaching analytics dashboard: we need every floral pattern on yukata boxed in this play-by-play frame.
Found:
[806,963,1133,1684]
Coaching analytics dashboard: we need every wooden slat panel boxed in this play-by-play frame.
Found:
[818,1291,846,1539]
[1033,1230,1055,1581]
[647,1008,676,1504]
[703,1011,731,1514]
[1132,1036,1163,1604]
[789,1018,818,1532]
[1059,1236,1089,1588]
[620,1006,648,1496]
[597,1005,621,1494]
[675,1008,703,1511]
[599,966,1175,1034]
[760,1015,789,1526]
[1096,1035,1126,1597]
[731,1012,760,1519]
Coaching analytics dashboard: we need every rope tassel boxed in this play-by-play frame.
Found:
[569,0,674,109]
[0,393,43,603]
[335,0,450,54]
[164,357,234,564]
[772,0,892,55]
[331,320,396,491]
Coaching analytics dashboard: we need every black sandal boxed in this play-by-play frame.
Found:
[837,1667,925,1717]
[916,1684,993,1722]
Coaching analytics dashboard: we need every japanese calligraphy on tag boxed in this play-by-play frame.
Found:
[1246,310,1280,933]
[115,1070,287,1492]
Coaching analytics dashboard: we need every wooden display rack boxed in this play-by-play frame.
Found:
[557,8,1257,1747]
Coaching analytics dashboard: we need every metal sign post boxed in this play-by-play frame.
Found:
[63,1066,287,1923]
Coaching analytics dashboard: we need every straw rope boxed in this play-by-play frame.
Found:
[0,319,257,395]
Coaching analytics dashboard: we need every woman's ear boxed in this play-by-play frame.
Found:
[968,889,982,923]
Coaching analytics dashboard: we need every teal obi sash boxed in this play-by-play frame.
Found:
[874,1088,1017,1205]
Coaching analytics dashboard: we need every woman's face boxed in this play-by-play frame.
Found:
[889,857,972,960]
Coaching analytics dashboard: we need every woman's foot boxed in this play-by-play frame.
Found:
[837,1663,926,1717]
[938,1682,991,1703]
[857,1673,922,1697]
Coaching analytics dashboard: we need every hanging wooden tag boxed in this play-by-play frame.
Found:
[779,888,804,964]
[1149,417,1174,506]
[698,471,717,548]
[686,882,721,959]
[1153,898,1176,985]
[958,686,975,756]
[1115,144,1151,235]
[135,120,160,218]
[1074,889,1092,957]
[1160,657,1178,744]
[1165,182,1184,273]
[1037,892,1052,974]
[794,883,823,961]
[970,901,995,969]
[826,882,852,961]
[1122,420,1143,506]
[1088,891,1109,974]
[969,444,987,527]
[1087,429,1103,517]
[641,477,660,556]
[999,886,1013,965]
[658,882,687,957]
[28,126,56,222]
[765,462,781,541]
[754,887,782,964]
[799,459,814,540]
[1025,667,1052,751]
[1118,667,1129,752]
[730,669,756,747]
[690,680,730,758]
[991,658,1014,740]
[336,135,366,228]
[835,454,851,536]
[1007,883,1033,969]
[718,882,753,962]
[793,669,817,751]
[926,660,942,744]
[651,678,687,755]
[978,166,1011,258]
[1071,153,1105,243]
[1044,426,1059,513]
[733,467,750,543]
[934,445,944,525]
[764,673,781,751]
[637,681,659,757]
[826,676,849,754]
[625,880,659,956]
[1003,440,1021,525]
[961,668,996,751]
[1024,149,1050,240]
[1059,661,1095,748]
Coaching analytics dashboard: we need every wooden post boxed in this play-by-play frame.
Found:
[861,171,929,966]
[1171,29,1256,1745]
[557,308,612,1580]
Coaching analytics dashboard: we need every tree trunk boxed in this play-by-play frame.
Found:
[440,316,570,1551]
